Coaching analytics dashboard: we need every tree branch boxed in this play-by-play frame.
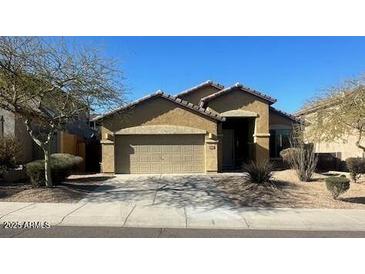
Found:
[355,128,365,152]
[24,119,45,149]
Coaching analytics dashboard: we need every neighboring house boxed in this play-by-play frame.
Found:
[296,104,365,161]
[0,108,34,163]
[93,80,298,174]
[0,107,97,169]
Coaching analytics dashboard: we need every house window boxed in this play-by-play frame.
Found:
[0,115,4,138]
[270,128,291,158]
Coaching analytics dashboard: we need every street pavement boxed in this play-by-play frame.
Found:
[2,226,365,238]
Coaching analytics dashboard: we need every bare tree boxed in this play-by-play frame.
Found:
[0,37,125,187]
[302,76,365,154]
[281,124,318,182]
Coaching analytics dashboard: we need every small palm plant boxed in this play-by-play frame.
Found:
[243,160,273,185]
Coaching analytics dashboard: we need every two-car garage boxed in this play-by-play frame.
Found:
[115,134,205,174]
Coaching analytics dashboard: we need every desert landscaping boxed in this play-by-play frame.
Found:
[0,174,110,203]
[213,170,365,209]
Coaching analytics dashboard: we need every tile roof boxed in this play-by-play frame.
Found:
[199,82,277,106]
[269,106,301,122]
[92,91,225,122]
[295,98,341,116]
[176,80,224,97]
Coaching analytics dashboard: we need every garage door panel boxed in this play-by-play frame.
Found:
[171,154,181,162]
[151,146,161,153]
[192,165,203,173]
[194,154,204,161]
[150,163,161,173]
[171,146,180,153]
[115,135,205,174]
[138,154,149,162]
[151,153,161,161]
[161,165,173,173]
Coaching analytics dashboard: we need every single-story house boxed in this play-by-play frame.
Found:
[93,80,298,174]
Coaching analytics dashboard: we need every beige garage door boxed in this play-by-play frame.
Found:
[115,134,205,174]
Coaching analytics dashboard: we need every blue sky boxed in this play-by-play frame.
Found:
[69,37,365,113]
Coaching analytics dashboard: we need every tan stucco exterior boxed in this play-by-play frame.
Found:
[101,140,115,173]
[269,110,295,129]
[102,97,218,137]
[0,108,33,163]
[313,134,364,160]
[300,112,364,160]
[204,88,270,163]
[100,96,219,173]
[178,86,221,105]
[1,105,90,165]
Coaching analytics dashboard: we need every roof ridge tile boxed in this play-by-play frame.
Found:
[176,80,224,97]
[200,83,277,106]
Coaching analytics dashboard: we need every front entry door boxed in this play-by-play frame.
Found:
[222,129,235,169]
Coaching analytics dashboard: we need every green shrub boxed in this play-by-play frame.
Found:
[345,157,365,183]
[325,176,350,199]
[25,160,44,187]
[25,153,83,187]
[243,160,273,185]
[0,135,22,176]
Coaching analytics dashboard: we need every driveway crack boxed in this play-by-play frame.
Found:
[183,207,188,228]
[122,204,137,227]
[0,203,36,220]
[153,174,163,205]
[56,203,87,226]
[152,189,158,205]
[240,214,250,229]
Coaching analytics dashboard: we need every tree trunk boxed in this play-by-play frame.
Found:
[24,119,54,187]
[355,130,365,156]
[43,141,53,187]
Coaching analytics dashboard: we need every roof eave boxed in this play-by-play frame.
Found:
[93,91,225,122]
[270,106,301,123]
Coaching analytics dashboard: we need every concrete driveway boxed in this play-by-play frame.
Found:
[81,174,236,209]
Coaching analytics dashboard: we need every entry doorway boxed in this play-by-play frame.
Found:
[222,118,255,170]
[222,129,235,168]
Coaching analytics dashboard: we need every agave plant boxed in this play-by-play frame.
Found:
[243,160,273,185]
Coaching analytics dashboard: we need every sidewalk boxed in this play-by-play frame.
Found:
[1,201,365,231]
